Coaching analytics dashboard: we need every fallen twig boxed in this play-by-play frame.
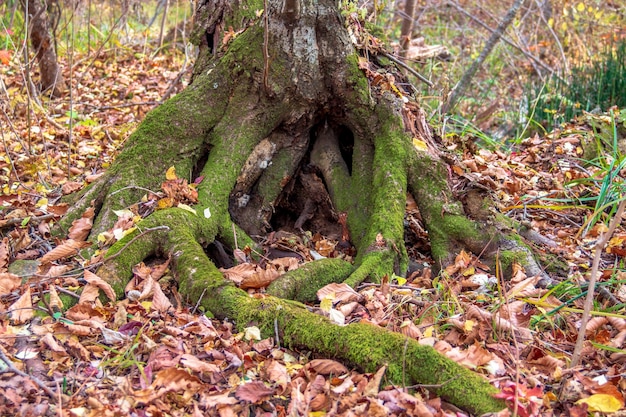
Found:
[0,348,57,398]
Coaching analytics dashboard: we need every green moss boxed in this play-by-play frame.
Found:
[224,0,264,31]
[345,53,373,110]
[267,258,354,302]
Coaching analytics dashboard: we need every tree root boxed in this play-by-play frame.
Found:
[267,258,353,302]
[98,216,506,415]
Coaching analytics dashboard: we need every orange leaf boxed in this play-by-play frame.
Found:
[40,239,91,263]
[83,270,117,301]
[68,207,94,241]
[0,50,11,65]
[9,287,33,323]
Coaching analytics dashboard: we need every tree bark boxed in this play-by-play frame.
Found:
[22,0,66,97]
[58,0,561,413]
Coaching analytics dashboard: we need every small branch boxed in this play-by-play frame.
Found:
[399,0,417,59]
[0,348,57,399]
[0,213,57,229]
[80,101,159,111]
[446,0,555,77]
[381,52,433,87]
[442,0,525,113]
[570,199,626,367]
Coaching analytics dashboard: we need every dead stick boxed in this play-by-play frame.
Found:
[0,349,57,398]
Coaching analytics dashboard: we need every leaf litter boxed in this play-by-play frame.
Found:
[1,46,626,417]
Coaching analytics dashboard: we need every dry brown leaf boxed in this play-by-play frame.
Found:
[263,359,290,394]
[235,381,275,403]
[180,354,220,374]
[317,283,362,304]
[220,263,257,285]
[364,397,389,416]
[68,207,94,241]
[306,359,348,376]
[83,270,116,301]
[9,287,33,323]
[309,392,330,411]
[40,239,91,264]
[40,332,67,353]
[61,181,84,195]
[151,281,173,312]
[42,264,72,278]
[65,303,102,321]
[240,267,281,289]
[139,275,155,300]
[0,272,21,296]
[150,258,171,280]
[78,283,100,304]
[64,336,91,361]
[364,365,387,397]
[399,319,422,339]
[526,355,565,374]
[133,368,204,403]
[60,321,94,336]
[269,257,300,272]
[48,285,63,311]
[0,237,9,271]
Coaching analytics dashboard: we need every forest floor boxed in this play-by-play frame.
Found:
[1,46,626,417]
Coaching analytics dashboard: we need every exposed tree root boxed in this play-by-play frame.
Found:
[97,214,505,416]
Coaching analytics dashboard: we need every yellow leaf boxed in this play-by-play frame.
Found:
[36,197,48,208]
[576,2,585,12]
[177,203,197,215]
[548,17,554,27]
[423,326,434,338]
[165,166,177,180]
[462,266,475,276]
[157,197,174,209]
[412,138,428,152]
[396,276,407,285]
[561,22,567,31]
[320,297,333,312]
[464,319,475,332]
[576,394,622,412]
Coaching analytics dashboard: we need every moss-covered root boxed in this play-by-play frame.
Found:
[407,151,493,266]
[275,301,506,415]
[99,209,505,414]
[96,208,219,298]
[169,236,505,414]
[266,258,354,302]
[343,250,393,288]
[200,285,506,414]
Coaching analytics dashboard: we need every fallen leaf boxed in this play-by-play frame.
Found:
[576,394,622,413]
[306,359,348,376]
[40,239,91,264]
[9,287,33,323]
[83,270,116,301]
[235,381,275,403]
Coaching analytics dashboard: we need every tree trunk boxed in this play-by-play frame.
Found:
[23,0,66,97]
[59,0,560,413]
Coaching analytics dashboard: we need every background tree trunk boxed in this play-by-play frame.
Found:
[22,0,66,97]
